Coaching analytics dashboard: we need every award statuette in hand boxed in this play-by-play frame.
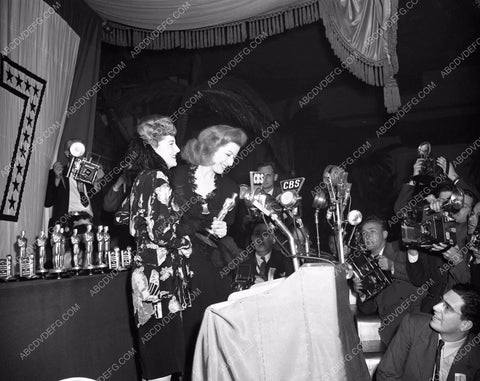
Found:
[195,193,237,248]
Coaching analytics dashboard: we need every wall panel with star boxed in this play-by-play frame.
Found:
[0,0,79,259]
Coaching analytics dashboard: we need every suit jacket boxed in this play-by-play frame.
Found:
[377,313,480,381]
[45,169,72,226]
[472,263,480,294]
[44,169,99,227]
[357,241,423,345]
[245,249,294,282]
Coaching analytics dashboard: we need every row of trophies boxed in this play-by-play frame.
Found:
[0,224,133,281]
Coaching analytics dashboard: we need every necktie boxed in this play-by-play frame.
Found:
[259,257,267,281]
[77,182,89,207]
[433,339,444,381]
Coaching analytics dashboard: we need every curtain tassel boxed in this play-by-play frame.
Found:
[383,77,401,114]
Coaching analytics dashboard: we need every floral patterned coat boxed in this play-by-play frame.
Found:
[129,169,192,327]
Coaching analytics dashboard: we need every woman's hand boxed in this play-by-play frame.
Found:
[211,218,227,239]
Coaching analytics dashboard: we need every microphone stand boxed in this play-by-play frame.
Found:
[314,209,321,256]
[335,200,346,264]
[271,213,300,271]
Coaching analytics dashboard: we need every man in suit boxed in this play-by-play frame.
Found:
[257,161,282,198]
[353,216,424,345]
[377,283,480,381]
[44,139,104,235]
[245,222,294,283]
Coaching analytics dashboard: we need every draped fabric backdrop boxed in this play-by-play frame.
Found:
[318,0,400,112]
[46,0,102,160]
[0,0,80,259]
[85,0,400,112]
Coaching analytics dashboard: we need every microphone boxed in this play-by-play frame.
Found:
[326,207,334,220]
[240,187,283,217]
[312,190,328,209]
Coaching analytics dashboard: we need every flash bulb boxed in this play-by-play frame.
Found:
[347,210,363,226]
[69,141,86,158]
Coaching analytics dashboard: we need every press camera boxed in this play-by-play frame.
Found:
[400,189,464,249]
[66,140,102,185]
[413,142,443,185]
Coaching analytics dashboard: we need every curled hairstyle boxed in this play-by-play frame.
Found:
[137,115,176,149]
[181,125,247,166]
[134,115,176,171]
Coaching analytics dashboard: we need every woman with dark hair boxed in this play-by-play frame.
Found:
[127,115,193,381]
[172,125,247,379]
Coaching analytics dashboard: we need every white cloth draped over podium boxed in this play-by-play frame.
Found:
[0,0,79,259]
[192,263,370,381]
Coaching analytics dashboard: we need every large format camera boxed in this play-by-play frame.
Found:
[66,140,102,185]
[413,142,443,185]
[400,189,464,249]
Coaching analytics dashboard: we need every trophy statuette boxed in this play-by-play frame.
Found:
[50,225,65,278]
[96,225,107,270]
[36,231,48,277]
[70,229,82,275]
[0,255,18,281]
[83,224,95,274]
[195,193,237,248]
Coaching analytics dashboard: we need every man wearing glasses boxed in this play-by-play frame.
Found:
[377,283,480,380]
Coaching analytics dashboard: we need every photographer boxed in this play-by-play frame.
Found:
[102,138,142,249]
[351,216,423,346]
[469,201,480,293]
[103,144,137,213]
[405,188,476,313]
[394,155,476,215]
[44,139,105,236]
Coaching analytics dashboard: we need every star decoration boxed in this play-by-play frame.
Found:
[24,79,31,92]
[6,69,13,82]
[23,130,30,141]
[16,163,23,175]
[19,146,26,158]
[26,115,33,126]
[8,196,16,210]
[12,179,20,192]
[33,84,39,96]
[30,101,36,112]
[15,74,23,88]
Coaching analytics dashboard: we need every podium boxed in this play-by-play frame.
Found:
[192,263,370,381]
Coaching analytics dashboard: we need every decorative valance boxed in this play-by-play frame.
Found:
[85,0,401,112]
[94,0,324,49]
